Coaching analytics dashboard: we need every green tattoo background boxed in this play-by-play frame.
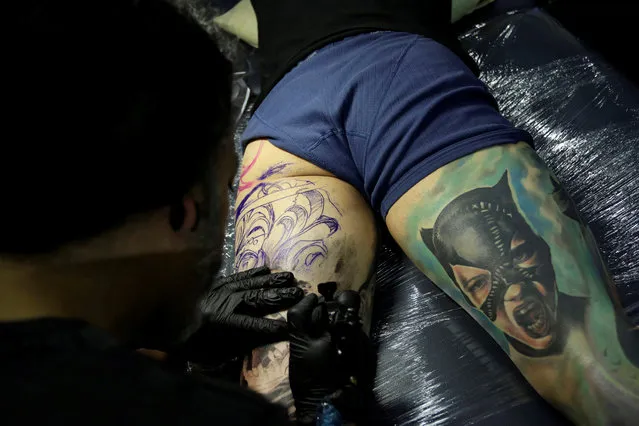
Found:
[405,144,633,380]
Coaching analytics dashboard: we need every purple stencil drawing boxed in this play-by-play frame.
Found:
[234,180,341,272]
[258,162,292,181]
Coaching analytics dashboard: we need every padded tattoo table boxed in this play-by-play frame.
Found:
[221,6,639,426]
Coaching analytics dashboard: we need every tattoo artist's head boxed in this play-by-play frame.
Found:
[421,172,559,354]
[0,0,236,347]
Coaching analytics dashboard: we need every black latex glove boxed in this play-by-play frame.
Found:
[288,293,339,425]
[289,289,373,425]
[174,267,304,368]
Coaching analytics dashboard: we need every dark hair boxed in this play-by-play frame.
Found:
[5,0,232,254]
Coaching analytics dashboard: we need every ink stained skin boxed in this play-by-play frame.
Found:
[420,171,587,357]
[243,316,294,408]
[415,162,639,423]
[235,177,344,416]
[235,141,350,415]
[235,180,341,273]
[238,140,292,193]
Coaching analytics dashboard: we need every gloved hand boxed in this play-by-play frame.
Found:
[173,266,303,368]
[288,290,372,425]
[288,293,339,425]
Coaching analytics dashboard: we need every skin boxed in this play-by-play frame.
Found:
[421,170,560,351]
[387,142,639,425]
[235,139,377,416]
[0,141,237,346]
[237,137,638,425]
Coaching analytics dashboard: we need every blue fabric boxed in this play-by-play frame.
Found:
[241,31,532,218]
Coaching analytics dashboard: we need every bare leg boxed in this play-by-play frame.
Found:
[386,143,639,424]
[234,140,377,415]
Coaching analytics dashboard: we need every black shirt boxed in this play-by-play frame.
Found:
[0,318,289,425]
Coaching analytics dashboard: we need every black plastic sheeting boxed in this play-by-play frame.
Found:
[219,7,639,425]
[370,9,639,425]
[462,9,639,321]
[370,241,567,425]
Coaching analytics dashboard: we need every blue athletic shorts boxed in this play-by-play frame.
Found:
[241,32,532,218]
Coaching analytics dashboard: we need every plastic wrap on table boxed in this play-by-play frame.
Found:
[216,7,638,426]
[460,8,639,321]
[369,8,639,425]
[370,238,567,425]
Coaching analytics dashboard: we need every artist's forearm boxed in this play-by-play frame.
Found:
[387,142,639,425]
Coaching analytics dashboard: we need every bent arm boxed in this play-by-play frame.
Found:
[386,142,639,425]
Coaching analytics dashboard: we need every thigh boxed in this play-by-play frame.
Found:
[234,140,377,414]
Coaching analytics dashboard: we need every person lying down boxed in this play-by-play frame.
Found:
[232,0,639,424]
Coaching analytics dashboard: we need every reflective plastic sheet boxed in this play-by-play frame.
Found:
[217,7,638,425]
[370,8,639,425]
[461,9,639,320]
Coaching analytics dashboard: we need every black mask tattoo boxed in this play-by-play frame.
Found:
[421,172,559,353]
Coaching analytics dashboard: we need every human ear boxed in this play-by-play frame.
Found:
[169,196,200,233]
